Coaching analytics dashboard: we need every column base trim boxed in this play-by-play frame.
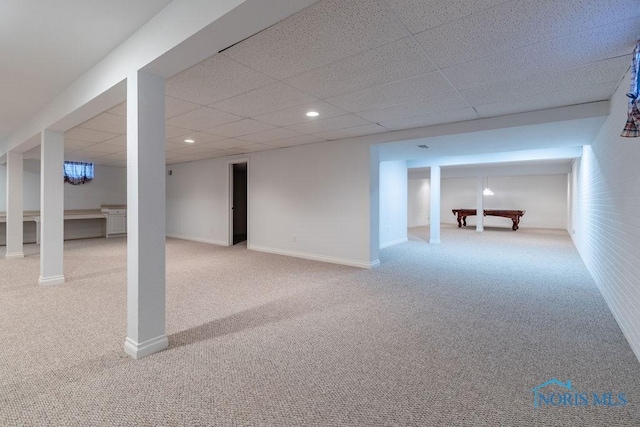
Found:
[6,252,25,259]
[429,239,441,244]
[38,275,65,286]
[124,335,169,359]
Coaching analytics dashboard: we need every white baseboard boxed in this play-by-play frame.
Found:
[249,244,379,269]
[5,251,25,259]
[166,234,228,246]
[124,335,169,359]
[380,237,408,249]
[38,275,65,286]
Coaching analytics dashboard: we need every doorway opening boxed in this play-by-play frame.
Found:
[230,162,248,245]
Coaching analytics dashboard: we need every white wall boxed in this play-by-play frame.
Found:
[441,177,476,225]
[166,138,378,268]
[408,178,429,227]
[0,159,126,244]
[439,174,568,229]
[572,68,640,362]
[0,159,126,211]
[165,156,235,246]
[379,160,407,248]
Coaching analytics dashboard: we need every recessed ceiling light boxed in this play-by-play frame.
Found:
[184,139,195,144]
[306,111,319,117]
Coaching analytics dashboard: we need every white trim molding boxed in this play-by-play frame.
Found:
[166,234,227,246]
[38,275,65,286]
[5,252,25,259]
[249,244,379,269]
[124,335,169,360]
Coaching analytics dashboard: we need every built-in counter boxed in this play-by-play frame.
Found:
[0,205,127,245]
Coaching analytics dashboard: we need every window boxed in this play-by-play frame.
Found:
[64,161,94,185]
[621,40,640,138]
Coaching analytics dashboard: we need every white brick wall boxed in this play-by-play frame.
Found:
[572,69,640,362]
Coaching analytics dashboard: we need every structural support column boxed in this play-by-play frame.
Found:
[6,151,25,259]
[39,131,66,285]
[429,166,441,244]
[476,175,484,232]
[124,70,168,359]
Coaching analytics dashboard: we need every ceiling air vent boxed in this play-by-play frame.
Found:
[417,144,429,149]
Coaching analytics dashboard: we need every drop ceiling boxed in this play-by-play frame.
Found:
[0,0,173,144]
[19,0,640,167]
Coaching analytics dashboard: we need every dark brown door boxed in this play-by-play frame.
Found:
[232,163,247,245]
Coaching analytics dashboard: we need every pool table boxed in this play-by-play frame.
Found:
[452,209,525,231]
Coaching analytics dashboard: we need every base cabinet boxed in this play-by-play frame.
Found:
[104,209,127,237]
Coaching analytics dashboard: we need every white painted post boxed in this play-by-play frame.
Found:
[477,175,484,232]
[429,166,441,244]
[6,151,24,259]
[39,130,65,286]
[124,70,168,359]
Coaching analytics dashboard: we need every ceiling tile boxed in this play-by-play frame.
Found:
[102,135,126,146]
[205,118,276,138]
[79,112,126,134]
[166,96,201,119]
[379,107,479,130]
[355,93,469,123]
[78,143,126,154]
[166,54,275,105]
[283,37,437,99]
[165,125,193,139]
[65,127,120,143]
[166,142,188,152]
[288,114,372,134]
[200,138,248,150]
[108,102,126,116]
[65,151,103,162]
[460,56,629,106]
[236,127,304,143]
[211,82,317,117]
[384,0,510,34]
[252,101,350,127]
[166,131,227,145]
[268,134,327,148]
[313,123,388,140]
[166,107,243,131]
[64,139,99,150]
[105,97,202,119]
[223,0,409,79]
[94,152,127,162]
[443,16,640,90]
[475,81,617,117]
[170,143,223,155]
[226,143,275,154]
[325,71,456,112]
[414,0,640,68]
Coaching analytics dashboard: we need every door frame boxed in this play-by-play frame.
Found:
[228,158,249,246]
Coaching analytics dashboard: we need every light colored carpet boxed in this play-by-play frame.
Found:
[1,225,639,426]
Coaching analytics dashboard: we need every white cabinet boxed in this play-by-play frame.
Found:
[104,209,126,237]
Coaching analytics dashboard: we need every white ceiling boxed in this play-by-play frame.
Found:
[0,0,173,144]
[16,0,640,167]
